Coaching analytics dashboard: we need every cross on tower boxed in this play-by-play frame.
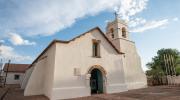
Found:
[114,11,120,19]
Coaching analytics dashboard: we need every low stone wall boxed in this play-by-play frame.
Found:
[167,75,180,85]
[147,76,167,86]
[147,75,180,86]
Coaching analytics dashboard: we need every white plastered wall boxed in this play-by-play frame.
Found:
[24,44,56,99]
[52,29,127,100]
[106,19,147,90]
[5,72,24,84]
[119,39,147,89]
[21,67,34,89]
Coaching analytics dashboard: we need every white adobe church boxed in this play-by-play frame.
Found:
[21,15,147,100]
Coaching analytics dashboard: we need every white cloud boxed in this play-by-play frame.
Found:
[0,0,148,36]
[129,18,147,27]
[173,17,179,21]
[130,19,169,33]
[0,45,32,62]
[116,0,148,21]
[8,33,36,46]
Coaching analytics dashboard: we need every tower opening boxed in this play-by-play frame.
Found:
[122,27,127,38]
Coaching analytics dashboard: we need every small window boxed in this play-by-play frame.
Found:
[111,33,114,38]
[92,40,101,57]
[122,27,126,38]
[110,28,114,38]
[14,75,20,80]
[110,28,114,33]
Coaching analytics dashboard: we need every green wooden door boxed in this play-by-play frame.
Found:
[90,69,103,94]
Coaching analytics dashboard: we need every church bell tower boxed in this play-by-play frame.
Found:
[105,13,147,90]
[106,13,130,52]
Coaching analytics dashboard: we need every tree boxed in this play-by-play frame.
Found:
[146,48,180,76]
[175,57,180,75]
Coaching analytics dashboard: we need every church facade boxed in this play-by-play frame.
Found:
[21,17,147,100]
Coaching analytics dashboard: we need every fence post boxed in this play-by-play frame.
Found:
[4,60,11,87]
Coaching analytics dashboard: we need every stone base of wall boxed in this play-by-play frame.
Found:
[51,83,128,100]
[51,87,90,100]
[127,82,147,90]
[106,83,127,93]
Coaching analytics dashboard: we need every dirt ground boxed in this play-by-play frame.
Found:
[0,85,48,100]
[68,86,180,100]
[0,85,180,100]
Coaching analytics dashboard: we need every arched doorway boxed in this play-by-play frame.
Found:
[90,68,104,94]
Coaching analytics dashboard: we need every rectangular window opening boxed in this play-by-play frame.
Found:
[92,39,101,57]
[14,74,20,80]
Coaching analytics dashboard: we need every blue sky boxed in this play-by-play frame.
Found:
[0,0,180,71]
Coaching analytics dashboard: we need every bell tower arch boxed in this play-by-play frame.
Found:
[105,13,130,53]
[106,15,129,41]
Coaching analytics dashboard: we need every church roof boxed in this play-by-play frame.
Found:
[29,27,124,68]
